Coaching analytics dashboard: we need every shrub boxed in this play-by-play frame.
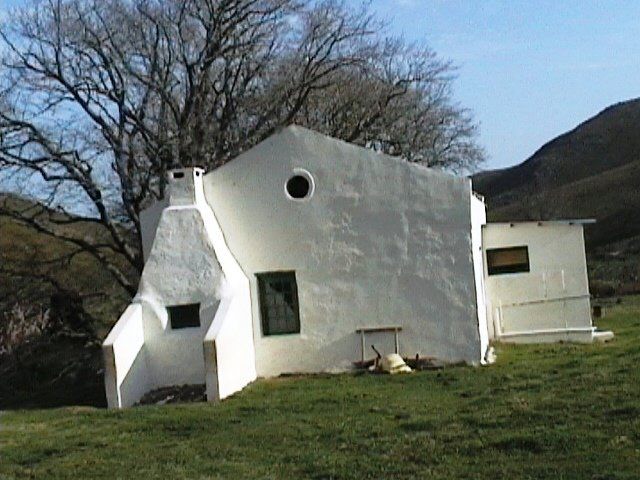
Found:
[0,304,50,356]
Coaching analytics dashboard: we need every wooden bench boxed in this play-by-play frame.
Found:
[355,326,402,363]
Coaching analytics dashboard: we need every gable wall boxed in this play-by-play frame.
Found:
[203,127,482,375]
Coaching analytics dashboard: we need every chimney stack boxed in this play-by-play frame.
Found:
[167,167,206,206]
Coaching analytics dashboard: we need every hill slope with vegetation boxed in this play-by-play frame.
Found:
[472,98,640,294]
[0,193,129,409]
[0,193,130,329]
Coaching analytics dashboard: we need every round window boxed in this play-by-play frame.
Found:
[285,174,312,200]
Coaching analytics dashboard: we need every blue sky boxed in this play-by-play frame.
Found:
[2,0,639,170]
[361,0,640,169]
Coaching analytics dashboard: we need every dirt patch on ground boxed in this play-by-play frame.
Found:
[137,384,206,406]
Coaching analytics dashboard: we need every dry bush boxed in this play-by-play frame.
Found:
[0,304,50,356]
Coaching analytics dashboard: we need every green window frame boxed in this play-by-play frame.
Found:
[257,271,301,336]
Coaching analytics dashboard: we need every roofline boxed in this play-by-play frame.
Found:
[203,124,467,182]
[483,219,596,227]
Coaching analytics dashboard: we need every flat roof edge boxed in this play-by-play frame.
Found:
[483,219,596,227]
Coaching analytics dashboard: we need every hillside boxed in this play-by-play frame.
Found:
[0,193,131,408]
[0,193,130,329]
[473,98,640,292]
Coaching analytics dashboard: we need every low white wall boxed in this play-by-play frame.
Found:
[482,222,594,342]
[204,288,256,401]
[102,303,149,408]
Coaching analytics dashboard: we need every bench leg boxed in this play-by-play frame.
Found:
[394,329,399,354]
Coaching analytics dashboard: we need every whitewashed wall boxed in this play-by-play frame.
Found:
[470,194,490,361]
[140,199,168,262]
[204,126,484,375]
[482,222,595,343]
[102,304,149,408]
[204,292,255,400]
[104,168,256,408]
[135,174,224,394]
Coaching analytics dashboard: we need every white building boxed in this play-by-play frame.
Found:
[102,126,611,409]
[482,221,613,344]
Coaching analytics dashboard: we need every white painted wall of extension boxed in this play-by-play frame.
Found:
[482,222,601,343]
[204,126,487,376]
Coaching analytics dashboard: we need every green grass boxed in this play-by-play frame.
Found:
[2,298,640,479]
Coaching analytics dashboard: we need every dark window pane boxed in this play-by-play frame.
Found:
[167,303,201,329]
[257,271,300,335]
[284,292,293,306]
[487,246,530,275]
[286,175,310,199]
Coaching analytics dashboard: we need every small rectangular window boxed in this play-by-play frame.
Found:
[486,246,530,275]
[167,303,201,329]
[257,271,300,336]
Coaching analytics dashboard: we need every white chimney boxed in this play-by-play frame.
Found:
[167,167,206,206]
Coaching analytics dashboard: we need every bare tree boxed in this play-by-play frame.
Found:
[0,0,484,298]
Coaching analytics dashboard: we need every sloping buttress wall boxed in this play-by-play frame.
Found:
[103,168,256,408]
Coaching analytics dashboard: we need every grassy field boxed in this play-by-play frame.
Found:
[1,298,639,479]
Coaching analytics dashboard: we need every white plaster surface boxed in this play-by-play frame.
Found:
[197,176,256,401]
[482,222,595,343]
[139,198,168,262]
[204,292,255,400]
[104,127,611,407]
[102,303,148,408]
[204,125,484,376]
[470,194,490,363]
[104,168,256,408]
[135,205,224,392]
